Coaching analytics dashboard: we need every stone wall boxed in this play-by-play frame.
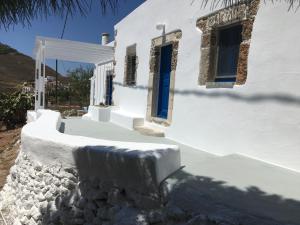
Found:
[0,149,224,225]
[1,150,156,225]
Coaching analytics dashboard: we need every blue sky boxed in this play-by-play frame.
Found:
[0,0,144,75]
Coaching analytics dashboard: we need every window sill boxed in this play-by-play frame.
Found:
[206,82,235,89]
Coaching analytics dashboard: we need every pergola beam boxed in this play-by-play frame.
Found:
[33,36,114,110]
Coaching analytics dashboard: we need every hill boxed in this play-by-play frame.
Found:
[0,43,65,93]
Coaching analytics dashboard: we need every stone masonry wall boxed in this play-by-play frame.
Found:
[0,148,288,225]
[1,150,161,225]
[0,149,223,225]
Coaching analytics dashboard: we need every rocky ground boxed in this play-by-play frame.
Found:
[0,127,21,225]
[0,127,21,190]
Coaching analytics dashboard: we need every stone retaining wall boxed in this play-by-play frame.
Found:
[0,146,288,224]
[0,150,219,225]
[1,150,161,225]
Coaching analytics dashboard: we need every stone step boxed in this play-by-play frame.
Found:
[134,126,165,137]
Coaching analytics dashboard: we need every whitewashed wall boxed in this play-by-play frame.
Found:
[113,0,300,171]
[91,62,114,105]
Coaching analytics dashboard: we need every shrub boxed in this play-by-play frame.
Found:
[67,66,93,107]
[61,109,78,118]
[0,91,34,129]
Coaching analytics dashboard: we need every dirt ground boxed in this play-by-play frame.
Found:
[0,127,21,190]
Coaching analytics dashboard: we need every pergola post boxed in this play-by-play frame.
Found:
[38,49,42,109]
[34,53,39,110]
[90,76,95,106]
[41,41,46,109]
[35,41,46,111]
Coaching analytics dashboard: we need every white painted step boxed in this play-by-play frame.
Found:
[134,126,165,137]
[110,109,144,130]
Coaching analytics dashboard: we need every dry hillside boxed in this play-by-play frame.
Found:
[0,43,65,93]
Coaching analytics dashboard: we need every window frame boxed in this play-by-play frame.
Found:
[214,22,243,83]
[124,44,137,86]
[196,0,260,88]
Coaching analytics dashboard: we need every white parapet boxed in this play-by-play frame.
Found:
[22,110,180,194]
[83,105,112,122]
[26,110,37,123]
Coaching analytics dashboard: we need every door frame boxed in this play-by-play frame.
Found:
[146,30,182,126]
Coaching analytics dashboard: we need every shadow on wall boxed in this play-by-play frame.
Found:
[114,82,300,107]
[38,150,300,224]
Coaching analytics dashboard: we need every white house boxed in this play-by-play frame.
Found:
[85,0,300,173]
[6,1,298,223]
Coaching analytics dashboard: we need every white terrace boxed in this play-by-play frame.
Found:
[30,36,300,224]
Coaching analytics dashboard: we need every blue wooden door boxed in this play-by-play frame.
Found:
[216,25,242,82]
[157,44,173,119]
[105,75,113,105]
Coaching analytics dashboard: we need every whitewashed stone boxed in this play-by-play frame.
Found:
[83,208,94,222]
[30,205,41,221]
[13,219,22,225]
[96,207,110,220]
[147,210,165,224]
[73,208,84,218]
[34,163,42,172]
[114,207,149,225]
[74,218,85,224]
[166,205,187,221]
[76,198,87,209]
[184,214,208,225]
[20,215,29,224]
[42,186,49,194]
[44,191,53,201]
[37,193,45,202]
[107,188,124,205]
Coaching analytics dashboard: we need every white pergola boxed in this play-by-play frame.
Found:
[33,36,114,110]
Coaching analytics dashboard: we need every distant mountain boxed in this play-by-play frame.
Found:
[0,43,66,93]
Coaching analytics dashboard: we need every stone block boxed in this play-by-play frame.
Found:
[185,214,209,225]
[147,210,166,224]
[199,48,210,85]
[242,19,255,41]
[114,207,149,225]
[236,42,250,85]
[166,205,187,221]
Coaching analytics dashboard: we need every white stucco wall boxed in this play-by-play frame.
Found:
[91,62,114,106]
[113,0,300,171]
[90,41,115,106]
